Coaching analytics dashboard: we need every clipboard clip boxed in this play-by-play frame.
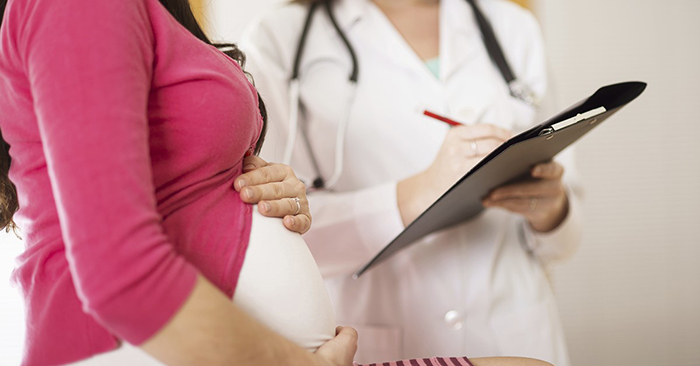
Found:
[539,106,607,137]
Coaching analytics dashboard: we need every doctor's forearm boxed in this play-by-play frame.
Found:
[305,183,407,277]
[397,173,440,226]
[527,193,569,233]
[522,189,583,265]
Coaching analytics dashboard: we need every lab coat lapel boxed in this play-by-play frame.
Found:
[349,0,443,84]
[333,0,365,30]
[440,0,481,83]
[441,0,499,124]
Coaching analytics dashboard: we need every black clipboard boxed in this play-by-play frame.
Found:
[354,81,647,278]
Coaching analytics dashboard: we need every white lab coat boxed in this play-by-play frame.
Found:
[242,0,582,364]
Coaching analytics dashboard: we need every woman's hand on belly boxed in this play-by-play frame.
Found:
[233,154,312,234]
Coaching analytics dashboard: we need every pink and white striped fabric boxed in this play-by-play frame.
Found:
[356,357,474,366]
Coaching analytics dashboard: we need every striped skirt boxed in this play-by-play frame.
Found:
[356,357,474,366]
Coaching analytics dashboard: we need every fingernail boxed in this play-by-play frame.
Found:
[243,164,255,171]
[237,180,247,188]
[288,216,295,226]
[263,202,271,212]
[245,149,253,157]
[533,167,542,176]
[245,188,254,199]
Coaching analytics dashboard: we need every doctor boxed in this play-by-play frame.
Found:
[241,0,582,365]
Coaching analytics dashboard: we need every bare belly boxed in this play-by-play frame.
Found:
[233,206,336,351]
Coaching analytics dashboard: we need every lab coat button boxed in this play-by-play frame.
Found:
[443,310,464,330]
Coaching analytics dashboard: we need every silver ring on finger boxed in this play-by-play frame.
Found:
[292,197,301,215]
[529,197,538,212]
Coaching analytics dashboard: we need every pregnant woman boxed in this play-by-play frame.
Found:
[0,0,352,364]
[0,0,550,365]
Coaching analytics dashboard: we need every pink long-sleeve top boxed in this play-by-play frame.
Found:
[0,0,263,364]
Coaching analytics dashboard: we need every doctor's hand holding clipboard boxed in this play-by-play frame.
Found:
[242,0,582,364]
[402,112,570,233]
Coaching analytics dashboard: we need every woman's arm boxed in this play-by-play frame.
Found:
[141,275,357,366]
[21,0,355,363]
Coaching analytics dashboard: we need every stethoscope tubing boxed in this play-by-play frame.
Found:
[286,0,538,190]
[285,80,356,190]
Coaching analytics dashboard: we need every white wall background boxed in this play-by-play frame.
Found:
[1,1,698,365]
[0,231,25,366]
[536,0,700,365]
[202,0,285,43]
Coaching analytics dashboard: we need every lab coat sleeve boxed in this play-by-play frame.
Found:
[300,184,406,278]
[521,147,584,266]
[241,15,406,278]
[510,8,584,266]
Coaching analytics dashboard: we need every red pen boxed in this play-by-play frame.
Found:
[422,110,464,127]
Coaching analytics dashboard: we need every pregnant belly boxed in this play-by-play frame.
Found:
[233,206,336,351]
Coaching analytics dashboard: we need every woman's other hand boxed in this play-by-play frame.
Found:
[397,124,513,225]
[314,326,358,366]
[483,161,569,233]
[233,154,312,234]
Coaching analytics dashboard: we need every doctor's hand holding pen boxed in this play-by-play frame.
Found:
[398,113,569,233]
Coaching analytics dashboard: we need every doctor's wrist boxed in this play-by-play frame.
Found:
[528,193,569,233]
[397,171,441,226]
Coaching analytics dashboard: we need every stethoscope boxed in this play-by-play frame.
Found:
[285,0,539,190]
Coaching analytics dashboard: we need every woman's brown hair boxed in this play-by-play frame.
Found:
[0,0,267,232]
